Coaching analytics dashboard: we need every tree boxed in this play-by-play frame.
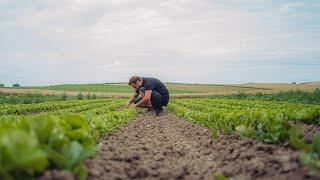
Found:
[0,83,4,87]
[12,84,20,87]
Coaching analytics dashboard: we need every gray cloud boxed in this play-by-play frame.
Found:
[0,0,319,85]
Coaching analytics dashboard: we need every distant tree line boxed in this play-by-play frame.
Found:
[0,83,22,87]
[12,84,20,87]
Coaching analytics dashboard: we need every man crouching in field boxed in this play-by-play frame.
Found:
[126,76,169,116]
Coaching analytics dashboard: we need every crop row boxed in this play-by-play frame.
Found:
[175,99,320,124]
[0,99,114,115]
[0,99,136,179]
[168,98,320,174]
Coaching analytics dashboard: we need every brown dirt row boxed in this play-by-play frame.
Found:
[84,110,317,180]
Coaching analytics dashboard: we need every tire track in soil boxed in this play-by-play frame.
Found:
[85,110,316,180]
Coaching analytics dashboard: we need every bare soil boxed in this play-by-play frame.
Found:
[290,121,320,144]
[84,110,317,180]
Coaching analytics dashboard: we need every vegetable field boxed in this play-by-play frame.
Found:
[168,97,320,177]
[0,98,137,179]
[1,90,320,179]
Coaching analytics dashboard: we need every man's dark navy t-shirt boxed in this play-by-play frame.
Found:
[136,77,169,104]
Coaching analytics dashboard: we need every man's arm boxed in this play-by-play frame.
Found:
[126,93,138,107]
[134,90,152,107]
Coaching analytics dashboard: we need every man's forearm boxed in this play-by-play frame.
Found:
[135,97,149,107]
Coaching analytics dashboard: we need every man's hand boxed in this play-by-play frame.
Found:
[126,93,138,108]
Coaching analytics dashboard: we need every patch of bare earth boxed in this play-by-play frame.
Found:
[290,121,320,143]
[85,111,316,180]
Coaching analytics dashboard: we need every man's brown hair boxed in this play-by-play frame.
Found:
[128,76,142,85]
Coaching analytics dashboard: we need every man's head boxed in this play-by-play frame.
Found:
[128,76,143,90]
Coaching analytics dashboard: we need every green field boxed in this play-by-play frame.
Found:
[6,82,320,96]
[0,97,137,179]
[17,83,269,94]
[1,88,320,179]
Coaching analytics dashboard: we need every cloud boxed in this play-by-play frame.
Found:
[280,2,304,12]
[0,0,319,85]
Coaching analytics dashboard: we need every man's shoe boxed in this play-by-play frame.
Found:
[155,107,163,116]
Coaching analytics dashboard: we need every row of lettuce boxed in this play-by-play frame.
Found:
[210,89,320,105]
[168,98,320,175]
[0,98,137,180]
[0,92,99,105]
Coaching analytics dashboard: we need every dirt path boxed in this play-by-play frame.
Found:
[85,111,315,180]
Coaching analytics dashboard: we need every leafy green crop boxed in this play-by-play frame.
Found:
[169,97,320,175]
[0,114,97,179]
[0,98,137,179]
[292,133,320,175]
[0,129,48,179]
[209,89,320,105]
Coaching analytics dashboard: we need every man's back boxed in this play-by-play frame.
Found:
[140,77,169,98]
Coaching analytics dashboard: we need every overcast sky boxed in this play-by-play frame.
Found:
[0,0,319,86]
